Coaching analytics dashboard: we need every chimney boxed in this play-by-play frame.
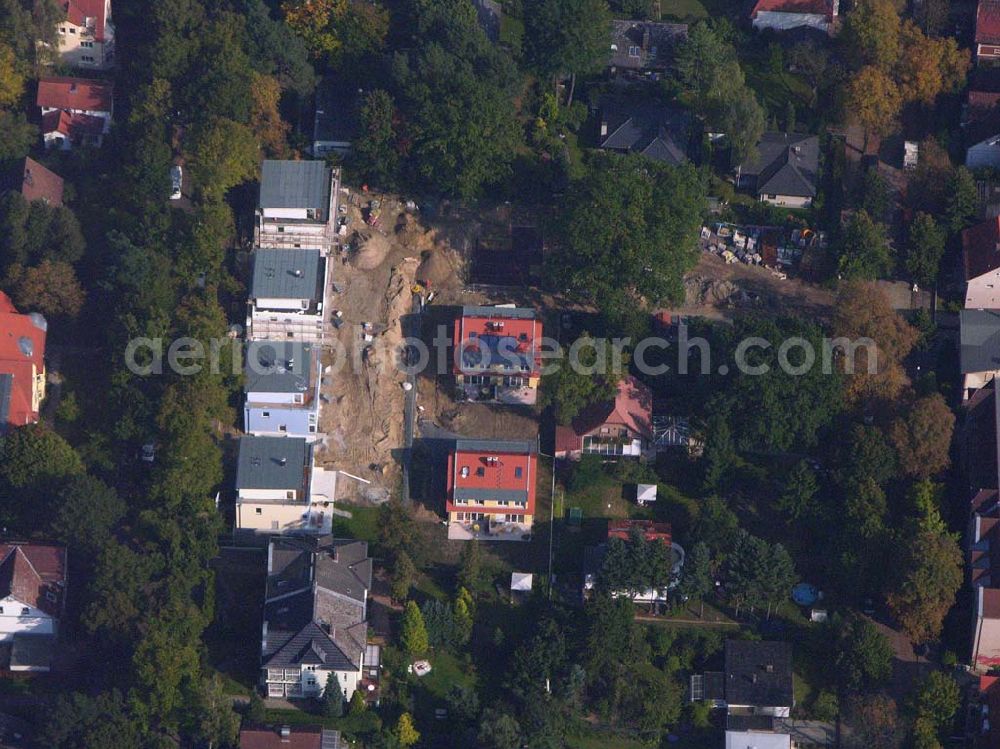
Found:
[293,269,304,278]
[279,457,287,467]
[600,120,608,137]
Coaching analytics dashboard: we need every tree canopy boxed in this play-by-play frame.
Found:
[549,153,704,326]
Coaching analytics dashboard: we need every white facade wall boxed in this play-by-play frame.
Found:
[760,193,812,208]
[0,596,56,640]
[263,208,309,221]
[967,272,1000,308]
[56,9,115,69]
[238,487,301,502]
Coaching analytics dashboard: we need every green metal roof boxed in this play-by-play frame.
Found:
[244,341,314,394]
[236,436,310,490]
[250,248,322,301]
[258,159,331,211]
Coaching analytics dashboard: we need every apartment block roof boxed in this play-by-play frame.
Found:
[259,160,331,212]
[454,306,541,376]
[448,439,537,510]
[250,249,322,301]
[236,436,310,490]
[245,341,314,395]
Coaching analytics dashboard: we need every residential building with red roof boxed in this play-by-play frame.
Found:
[973,675,1000,747]
[555,375,654,459]
[978,0,1000,60]
[240,725,341,749]
[0,292,47,433]
[445,439,537,540]
[54,0,115,69]
[37,77,113,149]
[963,217,1000,309]
[0,542,67,672]
[750,0,837,34]
[0,158,63,206]
[453,305,542,405]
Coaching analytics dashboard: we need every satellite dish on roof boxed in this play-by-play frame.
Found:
[27,313,46,332]
[17,337,32,358]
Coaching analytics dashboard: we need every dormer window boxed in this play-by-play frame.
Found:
[628,45,640,57]
[20,607,29,616]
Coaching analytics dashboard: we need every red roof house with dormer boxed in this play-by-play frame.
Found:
[446,439,537,540]
[0,292,47,433]
[453,306,542,405]
[37,77,113,149]
[979,0,1000,60]
[555,375,654,460]
[0,542,67,672]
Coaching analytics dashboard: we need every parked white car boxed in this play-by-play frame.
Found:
[170,165,183,200]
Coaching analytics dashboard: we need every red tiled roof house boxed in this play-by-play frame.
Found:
[978,0,1000,61]
[0,542,67,672]
[240,725,341,749]
[453,306,542,405]
[37,76,114,150]
[555,375,654,460]
[54,0,115,69]
[446,439,537,541]
[0,292,47,433]
[1,158,64,206]
[751,0,838,34]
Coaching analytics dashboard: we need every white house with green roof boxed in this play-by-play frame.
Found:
[246,248,328,342]
[235,436,333,534]
[255,160,335,251]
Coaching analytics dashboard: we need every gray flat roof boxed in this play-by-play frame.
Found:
[454,438,536,454]
[962,309,1000,373]
[251,248,322,301]
[244,341,314,394]
[460,306,536,320]
[259,160,331,211]
[236,436,310,490]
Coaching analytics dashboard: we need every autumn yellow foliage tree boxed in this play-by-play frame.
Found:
[282,0,388,63]
[846,66,902,143]
[250,73,290,158]
[0,43,24,108]
[831,281,919,407]
[896,21,969,105]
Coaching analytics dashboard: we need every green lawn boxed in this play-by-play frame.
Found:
[416,649,477,701]
[658,0,709,21]
[330,505,380,543]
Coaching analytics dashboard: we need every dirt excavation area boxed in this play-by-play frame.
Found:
[670,253,837,321]
[312,190,475,498]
